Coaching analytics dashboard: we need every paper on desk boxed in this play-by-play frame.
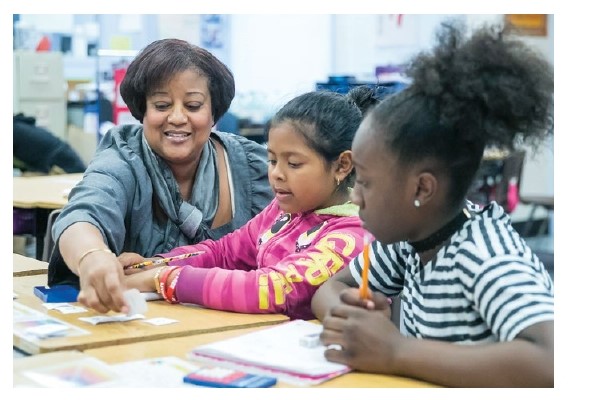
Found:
[109,356,200,387]
[188,320,350,385]
[13,302,90,341]
[43,302,88,314]
[79,314,144,325]
[25,323,70,339]
[142,317,179,326]
[142,291,162,301]
[123,288,147,316]
[22,357,120,388]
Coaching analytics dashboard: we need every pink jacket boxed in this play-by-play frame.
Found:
[159,199,367,319]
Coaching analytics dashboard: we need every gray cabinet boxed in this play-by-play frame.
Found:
[14,51,67,139]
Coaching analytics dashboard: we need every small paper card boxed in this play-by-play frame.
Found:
[22,357,119,387]
[14,302,90,341]
[123,288,148,316]
[142,317,179,326]
[79,314,144,325]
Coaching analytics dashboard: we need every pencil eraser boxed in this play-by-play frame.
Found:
[299,333,321,348]
[123,288,147,316]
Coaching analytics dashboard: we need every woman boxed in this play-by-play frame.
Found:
[48,38,273,314]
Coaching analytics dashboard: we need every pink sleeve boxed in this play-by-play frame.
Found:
[157,200,279,271]
[174,217,366,320]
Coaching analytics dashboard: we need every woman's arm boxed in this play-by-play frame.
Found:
[52,152,134,313]
[58,222,127,313]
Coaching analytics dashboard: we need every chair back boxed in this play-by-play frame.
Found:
[42,209,61,262]
[495,150,526,212]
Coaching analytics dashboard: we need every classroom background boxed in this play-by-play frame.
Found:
[10,12,561,390]
[13,13,554,271]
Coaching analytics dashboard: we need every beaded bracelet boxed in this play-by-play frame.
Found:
[77,248,113,272]
[164,268,182,304]
[158,265,179,300]
[153,266,168,294]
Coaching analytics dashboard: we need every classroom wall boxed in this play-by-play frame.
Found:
[330,14,555,217]
[15,14,554,213]
[228,14,333,120]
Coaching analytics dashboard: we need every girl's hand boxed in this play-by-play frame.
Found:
[320,301,405,374]
[123,268,158,293]
[118,252,162,275]
[339,287,391,314]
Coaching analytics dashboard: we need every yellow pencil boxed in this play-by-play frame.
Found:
[359,237,371,300]
[125,251,205,270]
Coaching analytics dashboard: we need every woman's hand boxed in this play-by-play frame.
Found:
[77,250,128,314]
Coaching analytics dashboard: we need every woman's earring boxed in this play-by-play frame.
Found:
[336,178,340,186]
[414,199,421,208]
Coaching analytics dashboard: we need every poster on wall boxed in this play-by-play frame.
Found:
[376,14,419,47]
[201,15,224,49]
[505,14,547,36]
[158,15,200,44]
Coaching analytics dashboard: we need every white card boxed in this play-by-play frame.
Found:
[123,288,148,316]
[142,317,179,326]
[25,323,70,338]
[79,314,144,325]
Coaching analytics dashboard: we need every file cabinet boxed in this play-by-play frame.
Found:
[14,51,67,139]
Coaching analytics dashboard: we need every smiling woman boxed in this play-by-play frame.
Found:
[143,70,215,198]
[47,38,274,315]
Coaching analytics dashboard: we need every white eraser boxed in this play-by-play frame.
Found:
[299,333,321,348]
[123,288,147,316]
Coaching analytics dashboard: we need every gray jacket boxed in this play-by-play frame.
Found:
[52,124,272,257]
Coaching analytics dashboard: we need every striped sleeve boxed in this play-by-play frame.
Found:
[473,255,554,341]
[349,241,406,296]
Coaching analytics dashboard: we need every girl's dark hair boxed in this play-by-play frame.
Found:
[265,86,380,189]
[120,38,235,124]
[370,20,554,207]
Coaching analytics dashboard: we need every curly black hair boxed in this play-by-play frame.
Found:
[370,20,554,207]
[120,38,235,124]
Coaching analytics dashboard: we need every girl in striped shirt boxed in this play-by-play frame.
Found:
[312,20,554,387]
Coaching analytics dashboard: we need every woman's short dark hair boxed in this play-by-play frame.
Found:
[120,38,235,124]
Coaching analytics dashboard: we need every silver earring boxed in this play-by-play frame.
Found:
[336,178,340,186]
[414,199,421,208]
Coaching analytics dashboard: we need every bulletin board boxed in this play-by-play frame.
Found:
[505,14,548,36]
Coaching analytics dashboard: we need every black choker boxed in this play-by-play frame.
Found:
[408,208,471,253]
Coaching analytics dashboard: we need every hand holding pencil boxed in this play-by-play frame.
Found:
[359,236,372,300]
[124,251,205,270]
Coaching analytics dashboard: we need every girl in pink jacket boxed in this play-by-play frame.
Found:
[122,87,379,319]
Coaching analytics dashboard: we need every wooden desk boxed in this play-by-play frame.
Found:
[13,173,83,260]
[85,325,439,388]
[13,275,289,355]
[13,273,47,297]
[13,253,48,277]
[13,173,83,209]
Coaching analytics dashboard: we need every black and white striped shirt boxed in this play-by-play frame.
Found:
[350,201,554,343]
